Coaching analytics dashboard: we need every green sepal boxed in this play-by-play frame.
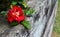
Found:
[10,22,18,27]
[21,20,31,30]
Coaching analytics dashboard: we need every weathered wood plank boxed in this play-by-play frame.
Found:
[42,0,58,37]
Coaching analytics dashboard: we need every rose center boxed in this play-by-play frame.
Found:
[12,11,20,17]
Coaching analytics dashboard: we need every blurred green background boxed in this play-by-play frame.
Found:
[53,0,60,37]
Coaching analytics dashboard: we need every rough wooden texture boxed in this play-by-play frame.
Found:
[43,0,58,37]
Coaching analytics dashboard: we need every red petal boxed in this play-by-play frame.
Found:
[14,15,25,23]
[7,5,25,23]
[13,6,23,15]
[7,15,13,23]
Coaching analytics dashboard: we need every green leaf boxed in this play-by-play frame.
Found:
[18,2,28,9]
[23,0,26,2]
[24,9,35,16]
[23,9,27,15]
[21,20,31,30]
[27,9,34,15]
[11,1,17,5]
[0,11,8,17]
[18,0,23,2]
[10,22,18,27]
[22,2,28,8]
[18,2,22,4]
[12,0,23,2]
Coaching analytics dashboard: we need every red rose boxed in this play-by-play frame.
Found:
[7,5,25,23]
